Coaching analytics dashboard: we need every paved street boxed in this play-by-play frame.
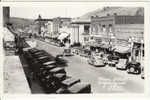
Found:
[36,39,144,93]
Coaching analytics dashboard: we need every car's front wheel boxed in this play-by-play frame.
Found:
[129,67,135,73]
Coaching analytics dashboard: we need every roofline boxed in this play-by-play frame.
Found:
[53,17,71,19]
[91,15,144,19]
[35,19,53,21]
[71,22,91,24]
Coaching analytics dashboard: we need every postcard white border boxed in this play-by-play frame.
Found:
[0,1,150,100]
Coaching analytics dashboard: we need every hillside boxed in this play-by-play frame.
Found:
[9,17,34,29]
[79,7,144,20]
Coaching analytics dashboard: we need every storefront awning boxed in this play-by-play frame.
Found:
[114,46,131,53]
[58,32,69,40]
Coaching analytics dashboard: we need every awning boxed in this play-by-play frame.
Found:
[86,41,104,47]
[114,46,131,53]
[58,32,69,40]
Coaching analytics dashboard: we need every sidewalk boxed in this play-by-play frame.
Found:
[4,56,31,94]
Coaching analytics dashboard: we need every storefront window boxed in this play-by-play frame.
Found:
[109,24,112,32]
[84,25,90,33]
[84,37,89,42]
[102,25,106,33]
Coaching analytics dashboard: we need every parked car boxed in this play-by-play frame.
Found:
[55,55,68,67]
[61,77,81,88]
[126,61,141,74]
[49,67,66,75]
[88,52,105,67]
[79,49,91,58]
[63,48,72,56]
[116,59,128,70]
[71,47,82,55]
[56,82,91,94]
[116,53,129,70]
[107,54,119,67]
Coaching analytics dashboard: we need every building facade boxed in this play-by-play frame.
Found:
[34,15,53,37]
[71,20,91,45]
[91,15,144,41]
[53,17,71,34]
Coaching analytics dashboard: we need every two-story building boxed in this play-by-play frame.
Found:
[90,14,144,45]
[52,17,71,33]
[70,18,91,45]
[34,15,53,37]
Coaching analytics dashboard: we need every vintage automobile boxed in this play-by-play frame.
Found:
[61,77,81,88]
[28,48,41,54]
[31,51,48,56]
[126,61,141,74]
[79,49,91,58]
[63,48,72,56]
[49,67,66,75]
[38,64,57,78]
[56,82,91,94]
[115,51,130,70]
[87,52,105,67]
[116,59,128,70]
[56,77,81,93]
[71,47,82,55]
[40,75,62,93]
[107,55,119,67]
[55,55,68,67]
[53,73,67,82]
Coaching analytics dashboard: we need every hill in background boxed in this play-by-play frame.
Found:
[9,17,34,29]
[79,7,144,20]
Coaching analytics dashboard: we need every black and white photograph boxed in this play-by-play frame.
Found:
[1,0,149,2]
[3,3,145,94]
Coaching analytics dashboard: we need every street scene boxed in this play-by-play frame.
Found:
[3,5,144,94]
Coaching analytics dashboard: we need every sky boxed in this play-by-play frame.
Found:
[10,2,103,19]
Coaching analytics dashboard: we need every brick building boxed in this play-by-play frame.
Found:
[91,15,144,41]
